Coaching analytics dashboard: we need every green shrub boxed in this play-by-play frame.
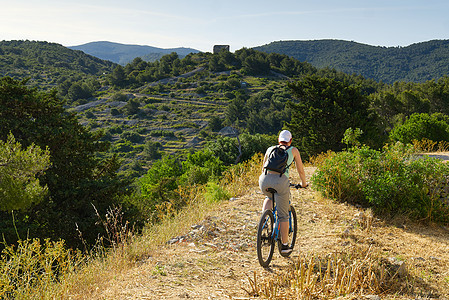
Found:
[85,111,95,119]
[124,99,140,115]
[172,122,199,129]
[110,108,120,116]
[139,155,184,221]
[390,113,449,144]
[107,125,123,134]
[311,150,367,204]
[144,97,162,104]
[143,103,156,110]
[311,143,449,223]
[208,116,223,131]
[203,182,230,203]
[121,131,144,143]
[223,91,235,99]
[143,140,162,160]
[206,133,276,165]
[180,149,225,186]
[136,127,147,134]
[111,140,135,153]
[138,149,226,221]
[149,130,175,137]
[100,131,113,142]
[158,104,170,111]
[111,93,128,102]
[195,86,206,95]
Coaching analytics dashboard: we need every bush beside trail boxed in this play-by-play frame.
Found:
[311,143,449,224]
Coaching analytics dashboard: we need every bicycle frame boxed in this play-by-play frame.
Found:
[269,192,293,243]
[257,183,301,267]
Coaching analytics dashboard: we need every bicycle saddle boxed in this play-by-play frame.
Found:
[266,188,277,194]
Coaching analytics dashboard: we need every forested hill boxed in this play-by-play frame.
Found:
[0,40,116,88]
[254,39,449,83]
[69,41,201,65]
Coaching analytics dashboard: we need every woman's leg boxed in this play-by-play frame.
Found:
[262,197,272,212]
[280,221,289,244]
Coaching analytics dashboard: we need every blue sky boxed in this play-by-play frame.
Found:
[1,0,448,52]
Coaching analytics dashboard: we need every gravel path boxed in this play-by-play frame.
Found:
[98,167,449,299]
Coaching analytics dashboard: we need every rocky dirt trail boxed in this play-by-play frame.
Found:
[100,167,449,299]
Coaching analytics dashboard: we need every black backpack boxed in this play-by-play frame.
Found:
[264,145,292,176]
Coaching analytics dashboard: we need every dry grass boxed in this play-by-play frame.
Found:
[220,152,263,196]
[58,184,219,299]
[246,247,386,299]
[244,245,414,299]
[307,150,336,167]
[412,138,449,152]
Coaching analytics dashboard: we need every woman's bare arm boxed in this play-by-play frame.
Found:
[292,147,308,187]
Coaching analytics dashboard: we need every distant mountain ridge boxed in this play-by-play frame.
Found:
[0,40,116,88]
[3,39,449,84]
[69,41,200,65]
[254,39,449,83]
[69,39,449,83]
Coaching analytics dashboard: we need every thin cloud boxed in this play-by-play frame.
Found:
[211,4,443,22]
[79,3,199,23]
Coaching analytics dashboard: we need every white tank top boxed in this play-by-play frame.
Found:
[284,146,294,178]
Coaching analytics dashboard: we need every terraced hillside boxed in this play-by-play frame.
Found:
[70,70,294,178]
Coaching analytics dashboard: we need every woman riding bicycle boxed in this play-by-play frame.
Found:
[259,130,308,254]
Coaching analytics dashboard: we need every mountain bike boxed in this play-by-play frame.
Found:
[256,183,304,267]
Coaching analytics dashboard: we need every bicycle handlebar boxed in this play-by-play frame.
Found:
[290,183,307,189]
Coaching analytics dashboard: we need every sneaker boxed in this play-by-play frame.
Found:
[280,243,292,255]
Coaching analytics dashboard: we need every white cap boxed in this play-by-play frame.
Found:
[278,130,292,142]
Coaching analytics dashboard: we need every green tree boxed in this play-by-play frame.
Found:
[179,149,225,185]
[0,133,51,211]
[121,130,144,143]
[286,75,380,158]
[341,127,363,149]
[218,50,240,69]
[0,77,126,247]
[370,90,404,131]
[111,93,128,102]
[242,55,270,75]
[389,113,449,144]
[208,55,224,72]
[110,108,120,116]
[110,65,127,87]
[67,82,92,102]
[224,96,247,125]
[124,98,141,115]
[139,155,184,210]
[208,115,223,131]
[206,133,275,165]
[143,140,162,160]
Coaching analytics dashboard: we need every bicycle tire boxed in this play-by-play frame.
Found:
[277,205,297,257]
[256,209,275,267]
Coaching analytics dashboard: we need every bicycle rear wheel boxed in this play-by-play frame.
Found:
[277,205,297,257]
[256,209,275,267]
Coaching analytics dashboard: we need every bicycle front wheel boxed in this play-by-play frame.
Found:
[277,205,297,257]
[256,209,275,267]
